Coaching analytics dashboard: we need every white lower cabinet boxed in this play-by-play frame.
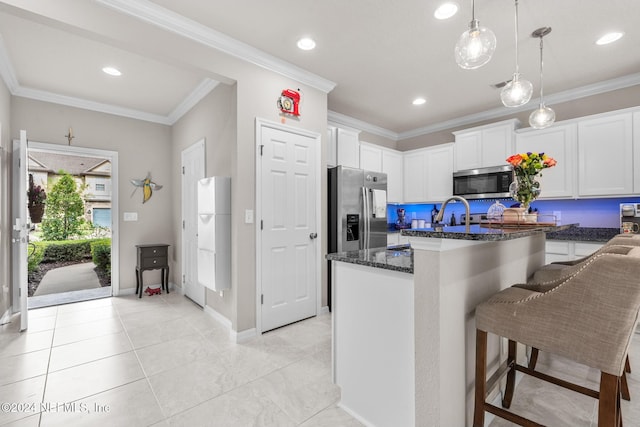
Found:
[544,241,603,264]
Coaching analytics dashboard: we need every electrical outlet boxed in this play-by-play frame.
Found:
[123,212,138,221]
[553,211,561,222]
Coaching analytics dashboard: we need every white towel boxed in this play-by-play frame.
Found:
[371,189,387,218]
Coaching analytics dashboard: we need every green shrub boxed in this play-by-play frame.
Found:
[27,242,46,273]
[41,240,93,263]
[91,239,111,274]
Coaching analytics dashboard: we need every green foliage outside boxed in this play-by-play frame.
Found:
[27,238,112,274]
[41,171,86,240]
[91,239,112,274]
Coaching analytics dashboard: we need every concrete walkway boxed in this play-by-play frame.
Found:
[33,262,101,296]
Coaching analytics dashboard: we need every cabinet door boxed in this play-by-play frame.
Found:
[425,145,454,202]
[634,112,640,193]
[578,112,633,196]
[515,123,576,198]
[454,131,482,171]
[327,126,337,167]
[360,143,383,172]
[482,123,514,167]
[382,150,403,203]
[403,151,426,202]
[337,128,360,168]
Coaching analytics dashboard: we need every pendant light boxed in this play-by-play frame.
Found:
[454,0,496,70]
[529,27,555,129]
[500,0,532,107]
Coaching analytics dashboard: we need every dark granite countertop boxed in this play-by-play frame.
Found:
[326,246,413,274]
[401,223,577,242]
[545,227,619,242]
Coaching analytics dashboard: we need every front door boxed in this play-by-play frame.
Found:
[12,130,28,331]
[258,120,319,332]
[182,139,206,306]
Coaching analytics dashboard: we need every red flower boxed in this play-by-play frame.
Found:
[506,154,523,167]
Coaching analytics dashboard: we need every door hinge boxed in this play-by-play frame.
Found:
[261,294,264,305]
[260,220,263,230]
[182,274,185,284]
[260,145,264,156]
[182,166,185,174]
[182,220,185,229]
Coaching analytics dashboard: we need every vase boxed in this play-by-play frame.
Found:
[28,204,44,223]
[509,173,541,207]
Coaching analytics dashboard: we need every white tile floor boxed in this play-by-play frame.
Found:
[2,293,639,426]
[0,293,361,427]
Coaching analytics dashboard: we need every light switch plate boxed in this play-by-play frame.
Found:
[123,212,138,221]
[245,209,254,224]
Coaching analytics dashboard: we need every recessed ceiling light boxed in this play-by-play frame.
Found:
[596,32,624,45]
[412,97,427,106]
[434,2,458,20]
[102,66,122,76]
[297,37,316,51]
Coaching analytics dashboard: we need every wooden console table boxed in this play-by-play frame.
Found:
[135,244,170,298]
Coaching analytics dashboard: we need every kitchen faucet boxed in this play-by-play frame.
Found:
[434,196,470,233]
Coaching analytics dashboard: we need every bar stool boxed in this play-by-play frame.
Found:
[473,249,640,426]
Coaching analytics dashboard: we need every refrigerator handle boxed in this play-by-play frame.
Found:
[362,187,370,249]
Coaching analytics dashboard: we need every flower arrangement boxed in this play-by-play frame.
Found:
[506,152,556,208]
[27,175,47,207]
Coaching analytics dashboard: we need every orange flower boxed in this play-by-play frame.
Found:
[543,157,557,167]
[506,154,523,167]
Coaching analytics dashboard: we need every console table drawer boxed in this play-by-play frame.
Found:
[141,256,167,268]
[139,246,167,258]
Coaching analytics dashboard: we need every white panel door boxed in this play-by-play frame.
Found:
[260,124,318,332]
[182,140,205,306]
[12,130,28,330]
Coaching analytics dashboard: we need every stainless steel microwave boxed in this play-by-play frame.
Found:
[452,165,514,200]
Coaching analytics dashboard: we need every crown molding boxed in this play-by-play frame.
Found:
[0,35,18,93]
[328,110,399,141]
[167,78,220,124]
[96,0,337,94]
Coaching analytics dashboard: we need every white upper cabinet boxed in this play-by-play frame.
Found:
[403,144,453,203]
[336,128,360,168]
[515,123,577,199]
[359,142,383,172]
[425,144,454,202]
[403,150,426,203]
[382,149,404,203]
[327,126,337,167]
[634,112,640,193]
[453,119,518,171]
[578,112,633,196]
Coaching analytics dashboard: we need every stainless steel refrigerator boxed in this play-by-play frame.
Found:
[328,166,388,311]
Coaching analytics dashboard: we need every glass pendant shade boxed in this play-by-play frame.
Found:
[529,104,556,129]
[455,19,496,69]
[500,73,533,107]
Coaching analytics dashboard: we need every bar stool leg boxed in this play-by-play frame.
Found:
[598,373,620,427]
[621,371,630,401]
[502,340,517,408]
[529,347,539,370]
[473,329,488,427]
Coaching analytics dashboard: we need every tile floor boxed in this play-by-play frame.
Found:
[1,292,639,426]
[0,293,361,427]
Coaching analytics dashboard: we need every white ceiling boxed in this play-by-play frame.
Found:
[0,0,638,137]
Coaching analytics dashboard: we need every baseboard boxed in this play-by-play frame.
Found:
[336,402,375,427]
[320,305,330,315]
[116,281,177,297]
[203,305,257,343]
[0,306,12,325]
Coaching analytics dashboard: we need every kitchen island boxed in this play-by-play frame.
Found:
[327,223,575,427]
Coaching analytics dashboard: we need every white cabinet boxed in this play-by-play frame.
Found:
[578,112,633,196]
[403,144,453,203]
[337,128,360,168]
[382,149,403,203]
[327,126,337,167]
[544,241,603,264]
[425,144,454,202]
[634,112,640,193]
[453,119,518,171]
[403,150,426,202]
[515,123,577,199]
[359,142,383,172]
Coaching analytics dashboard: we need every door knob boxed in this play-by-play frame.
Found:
[309,232,318,240]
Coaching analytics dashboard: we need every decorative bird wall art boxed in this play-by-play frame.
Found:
[130,172,163,204]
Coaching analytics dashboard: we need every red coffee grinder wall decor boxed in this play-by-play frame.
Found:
[277,88,301,117]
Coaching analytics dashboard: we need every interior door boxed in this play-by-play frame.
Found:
[11,130,28,331]
[260,123,318,332]
[181,140,206,306]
